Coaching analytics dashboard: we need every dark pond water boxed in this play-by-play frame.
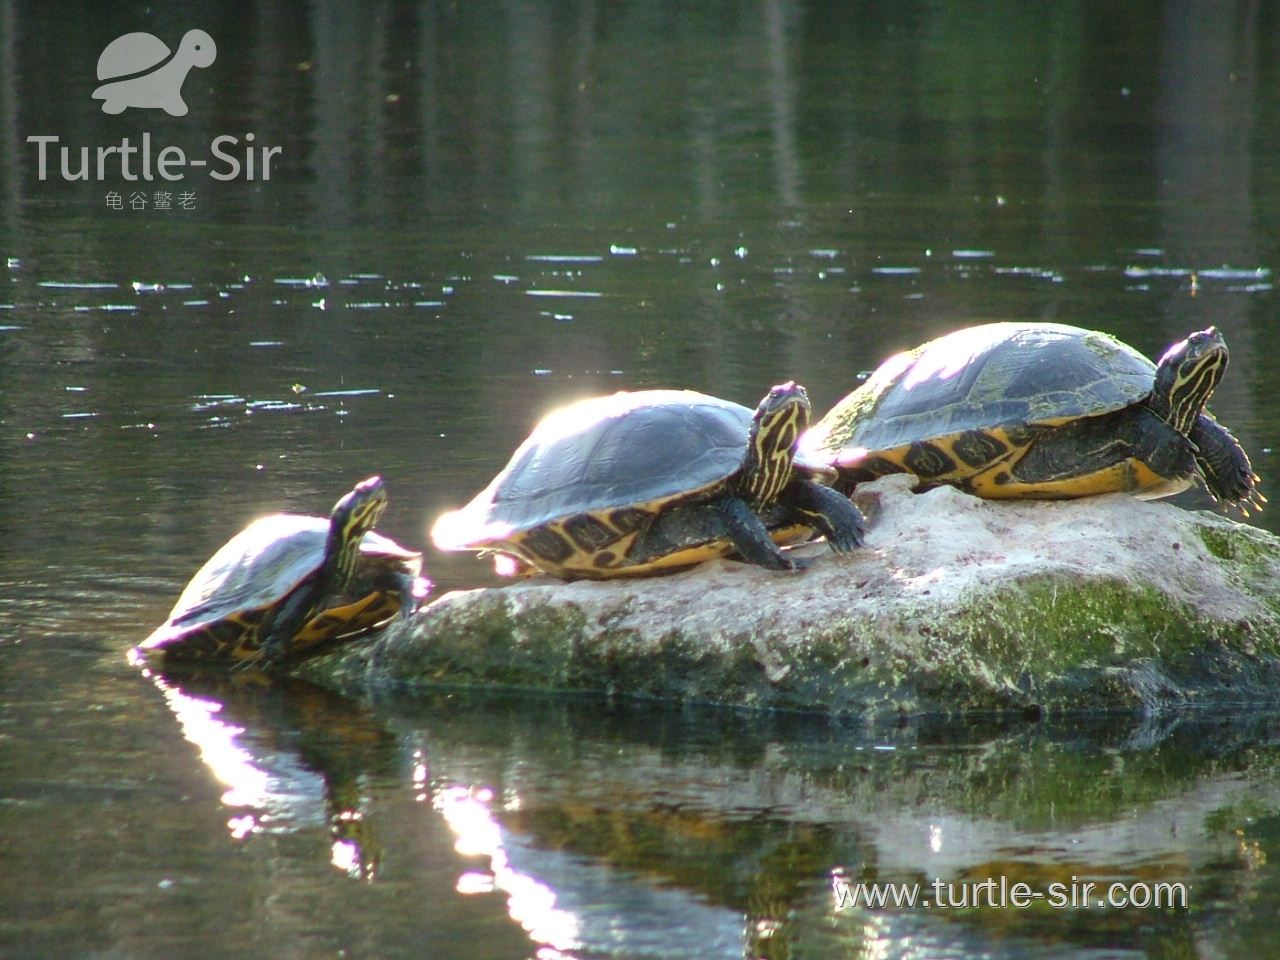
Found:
[4,1,1280,957]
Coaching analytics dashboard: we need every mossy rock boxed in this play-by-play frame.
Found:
[299,477,1280,717]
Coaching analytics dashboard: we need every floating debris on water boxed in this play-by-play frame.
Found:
[872,266,922,275]
[1124,266,1191,278]
[249,340,283,348]
[526,254,603,263]
[310,388,380,398]
[191,395,245,412]
[38,280,118,289]
[994,266,1065,282]
[131,282,164,293]
[493,275,519,284]
[533,368,552,376]
[809,248,840,259]
[245,399,303,412]
[61,412,97,419]
[609,245,637,256]
[182,300,210,307]
[1199,266,1271,280]
[526,289,602,298]
[413,300,444,308]
[273,274,329,288]
[99,304,139,312]
[951,249,994,259]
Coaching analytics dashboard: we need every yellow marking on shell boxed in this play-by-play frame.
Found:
[966,457,1192,500]
[506,517,812,580]
[861,424,1197,501]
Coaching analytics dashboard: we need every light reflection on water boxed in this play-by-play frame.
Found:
[5,0,1280,956]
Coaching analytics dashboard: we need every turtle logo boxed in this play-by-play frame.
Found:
[92,29,217,116]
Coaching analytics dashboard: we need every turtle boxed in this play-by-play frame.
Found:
[430,382,867,581]
[138,476,428,669]
[799,322,1264,512]
[92,29,217,116]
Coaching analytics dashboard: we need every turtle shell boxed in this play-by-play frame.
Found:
[801,322,1157,464]
[97,32,171,81]
[140,515,420,656]
[434,390,760,550]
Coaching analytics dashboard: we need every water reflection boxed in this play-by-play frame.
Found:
[385,694,1280,958]
[133,662,394,880]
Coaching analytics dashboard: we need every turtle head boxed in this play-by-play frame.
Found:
[743,381,811,505]
[178,29,217,70]
[1152,327,1228,434]
[327,475,389,586]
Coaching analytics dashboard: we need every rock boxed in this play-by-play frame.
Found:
[298,475,1280,717]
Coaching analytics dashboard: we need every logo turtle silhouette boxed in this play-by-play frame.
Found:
[92,29,216,116]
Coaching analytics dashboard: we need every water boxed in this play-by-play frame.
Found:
[4,1,1280,956]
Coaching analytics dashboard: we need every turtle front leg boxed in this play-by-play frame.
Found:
[778,479,866,551]
[1190,414,1265,513]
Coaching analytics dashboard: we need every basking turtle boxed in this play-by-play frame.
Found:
[431,383,866,580]
[138,476,428,669]
[800,322,1263,511]
[92,29,217,116]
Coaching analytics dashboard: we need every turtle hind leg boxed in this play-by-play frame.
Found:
[1191,414,1265,513]
[777,479,866,552]
[635,497,794,571]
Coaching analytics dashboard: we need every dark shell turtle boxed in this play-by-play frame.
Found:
[139,476,427,669]
[800,322,1262,512]
[432,384,866,580]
